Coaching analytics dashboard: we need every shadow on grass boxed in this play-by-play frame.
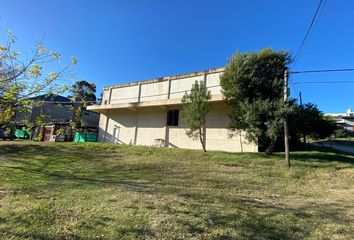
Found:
[161,192,353,240]
[0,143,97,159]
[291,145,354,165]
[0,230,83,240]
[1,143,353,239]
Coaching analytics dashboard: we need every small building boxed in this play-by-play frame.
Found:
[87,68,258,152]
[14,94,100,141]
[326,109,354,134]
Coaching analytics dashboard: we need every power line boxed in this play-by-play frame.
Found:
[290,68,354,74]
[288,74,299,97]
[292,0,326,66]
[294,80,354,84]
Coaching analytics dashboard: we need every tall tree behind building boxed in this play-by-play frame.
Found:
[70,80,96,103]
[69,80,97,129]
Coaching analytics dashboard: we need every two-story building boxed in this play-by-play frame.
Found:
[87,68,258,152]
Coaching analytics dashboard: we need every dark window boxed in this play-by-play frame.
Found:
[167,110,179,126]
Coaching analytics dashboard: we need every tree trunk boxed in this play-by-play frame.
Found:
[30,127,36,140]
[265,137,276,155]
[199,127,207,153]
[303,133,307,150]
[239,131,243,153]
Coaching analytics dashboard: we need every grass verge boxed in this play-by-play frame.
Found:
[0,142,353,239]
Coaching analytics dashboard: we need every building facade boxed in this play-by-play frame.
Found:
[87,68,258,152]
[326,109,354,134]
[14,94,100,128]
[14,94,100,141]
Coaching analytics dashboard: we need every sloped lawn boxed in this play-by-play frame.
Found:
[0,142,353,239]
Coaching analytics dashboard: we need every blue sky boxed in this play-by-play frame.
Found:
[1,0,353,113]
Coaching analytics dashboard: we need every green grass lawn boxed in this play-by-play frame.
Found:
[0,142,353,240]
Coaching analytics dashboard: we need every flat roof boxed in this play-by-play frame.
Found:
[103,67,225,90]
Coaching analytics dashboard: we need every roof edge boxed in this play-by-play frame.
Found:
[104,67,225,90]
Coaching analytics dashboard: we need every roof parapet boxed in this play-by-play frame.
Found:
[103,67,225,90]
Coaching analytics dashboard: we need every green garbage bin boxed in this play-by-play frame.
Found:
[74,132,97,142]
[15,129,31,139]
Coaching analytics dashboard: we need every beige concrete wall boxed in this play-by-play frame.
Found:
[205,103,257,152]
[167,120,204,150]
[98,113,108,142]
[206,72,223,95]
[111,85,139,104]
[102,110,137,144]
[102,90,110,104]
[166,103,257,152]
[95,68,258,152]
[102,68,224,105]
[98,103,258,152]
[135,108,166,146]
[140,81,169,101]
[169,76,203,99]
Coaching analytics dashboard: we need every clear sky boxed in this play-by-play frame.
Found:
[1,0,353,113]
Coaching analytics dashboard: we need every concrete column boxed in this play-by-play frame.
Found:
[203,73,207,87]
[203,73,207,149]
[137,84,142,103]
[104,113,109,142]
[108,88,113,104]
[167,78,172,99]
[164,126,169,148]
[163,108,169,147]
[133,111,139,145]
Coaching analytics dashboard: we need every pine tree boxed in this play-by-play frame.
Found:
[181,81,211,152]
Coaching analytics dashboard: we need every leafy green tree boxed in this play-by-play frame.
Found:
[68,81,96,129]
[181,81,211,152]
[97,92,103,105]
[289,103,337,146]
[220,48,291,154]
[0,30,76,128]
[69,105,84,129]
[70,80,96,103]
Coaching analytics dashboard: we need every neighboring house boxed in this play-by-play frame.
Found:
[14,94,100,141]
[15,94,99,127]
[326,109,354,134]
[87,68,258,152]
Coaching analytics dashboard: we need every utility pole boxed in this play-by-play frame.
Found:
[299,91,306,148]
[284,70,290,167]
